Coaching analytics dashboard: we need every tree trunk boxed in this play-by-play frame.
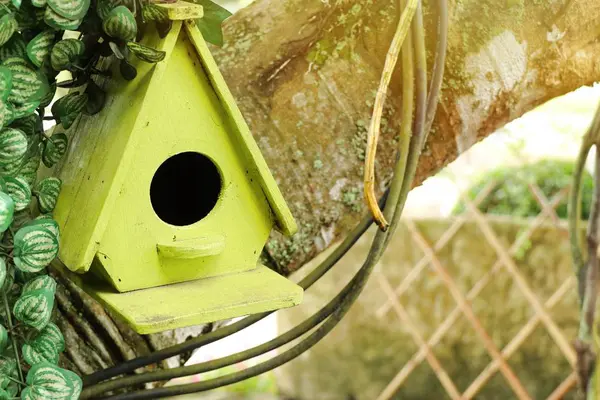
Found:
[56,0,600,381]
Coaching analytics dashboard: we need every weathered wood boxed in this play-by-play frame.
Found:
[212,0,600,274]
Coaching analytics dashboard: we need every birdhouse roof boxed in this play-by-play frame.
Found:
[181,21,297,236]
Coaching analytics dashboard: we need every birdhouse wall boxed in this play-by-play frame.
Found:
[54,22,278,292]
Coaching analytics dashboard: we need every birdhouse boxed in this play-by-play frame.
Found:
[51,5,302,334]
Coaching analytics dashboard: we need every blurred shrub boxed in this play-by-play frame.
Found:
[453,159,593,219]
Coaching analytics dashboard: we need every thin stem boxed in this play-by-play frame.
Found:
[6,376,25,386]
[363,0,418,231]
[2,290,23,384]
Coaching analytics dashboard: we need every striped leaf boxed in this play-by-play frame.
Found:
[2,57,43,104]
[43,7,82,30]
[23,341,59,365]
[23,363,79,400]
[0,358,17,389]
[13,288,54,329]
[22,275,56,297]
[19,148,41,186]
[26,30,55,67]
[11,99,39,120]
[48,0,90,20]
[0,100,11,130]
[103,6,136,41]
[0,258,5,289]
[24,215,59,239]
[41,132,66,167]
[51,92,86,128]
[34,177,60,213]
[127,41,165,63]
[39,81,55,108]
[50,38,84,71]
[96,0,121,20]
[0,127,26,165]
[27,322,64,352]
[63,369,81,400]
[31,0,46,8]
[14,224,58,272]
[10,0,19,9]
[0,14,16,48]
[0,325,6,355]
[0,192,13,232]
[141,3,167,23]
[0,33,25,62]
[0,66,11,101]
[11,112,39,136]
[5,175,32,211]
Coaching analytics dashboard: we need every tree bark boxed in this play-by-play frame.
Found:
[56,0,600,380]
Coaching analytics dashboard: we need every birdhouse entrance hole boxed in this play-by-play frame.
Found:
[150,152,222,226]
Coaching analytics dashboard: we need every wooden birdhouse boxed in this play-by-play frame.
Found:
[51,4,302,334]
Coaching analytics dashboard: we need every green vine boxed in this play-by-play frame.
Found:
[0,0,231,398]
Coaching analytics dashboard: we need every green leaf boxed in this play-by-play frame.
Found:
[42,132,67,167]
[20,150,41,186]
[50,39,84,72]
[11,112,40,136]
[22,275,57,295]
[14,224,58,272]
[0,325,6,355]
[0,66,11,102]
[0,358,17,389]
[10,0,20,9]
[22,215,59,242]
[13,287,54,329]
[28,321,64,351]
[32,0,46,8]
[0,258,5,289]
[11,99,40,120]
[51,92,86,128]
[43,7,82,30]
[4,175,31,211]
[2,57,44,104]
[23,363,80,400]
[26,30,55,68]
[34,177,60,213]
[48,0,90,20]
[0,33,25,62]
[0,13,17,48]
[119,59,136,80]
[0,127,26,164]
[0,192,14,232]
[126,41,165,63]
[96,0,121,20]
[141,3,167,23]
[23,341,59,365]
[102,5,136,41]
[39,81,55,108]
[0,100,12,130]
[0,387,8,400]
[83,81,105,115]
[193,0,231,46]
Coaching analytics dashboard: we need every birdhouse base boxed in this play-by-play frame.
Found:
[54,263,303,334]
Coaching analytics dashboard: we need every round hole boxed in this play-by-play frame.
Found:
[150,152,222,226]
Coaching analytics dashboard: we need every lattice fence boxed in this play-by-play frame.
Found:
[373,178,579,400]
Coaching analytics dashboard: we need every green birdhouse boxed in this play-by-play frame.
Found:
[51,6,302,334]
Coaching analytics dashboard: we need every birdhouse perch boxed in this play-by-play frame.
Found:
[51,4,303,334]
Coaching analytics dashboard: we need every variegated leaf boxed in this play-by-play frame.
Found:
[34,177,60,213]
[48,0,90,20]
[11,112,40,136]
[0,387,8,400]
[51,92,86,128]
[0,192,13,232]
[10,0,20,9]
[0,100,11,130]
[0,358,17,389]
[0,33,25,62]
[22,274,56,294]
[0,127,26,164]
[39,81,55,108]
[13,288,54,329]
[0,14,17,48]
[42,132,66,167]
[25,214,59,239]
[23,363,79,400]
[2,57,44,104]
[5,175,31,211]
[31,0,46,7]
[0,66,11,101]
[141,3,167,23]
[43,7,82,30]
[14,224,58,272]
[11,99,39,120]
[19,147,42,186]
[50,38,84,72]
[127,41,165,63]
[26,30,55,68]
[103,5,137,41]
[23,341,59,365]
[28,322,64,352]
[63,369,81,400]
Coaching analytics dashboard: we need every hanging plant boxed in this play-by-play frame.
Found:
[0,0,231,397]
